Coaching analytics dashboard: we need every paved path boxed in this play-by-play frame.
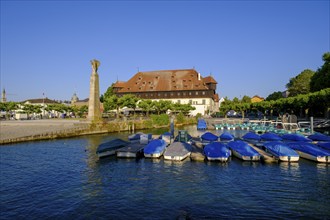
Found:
[0,119,88,141]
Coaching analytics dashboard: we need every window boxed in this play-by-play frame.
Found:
[183,92,186,96]
[189,92,192,95]
[178,92,181,96]
[202,99,206,105]
[170,92,173,96]
[202,91,206,95]
[177,100,181,104]
[158,93,161,97]
[196,91,199,95]
[189,100,192,104]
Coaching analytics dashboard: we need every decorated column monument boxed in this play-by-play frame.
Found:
[87,59,101,121]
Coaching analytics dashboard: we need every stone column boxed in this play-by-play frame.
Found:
[87,59,101,121]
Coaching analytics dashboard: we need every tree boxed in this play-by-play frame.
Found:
[310,52,330,92]
[286,69,314,97]
[103,83,115,99]
[153,100,172,115]
[138,99,154,116]
[120,94,139,116]
[241,95,251,103]
[103,95,124,118]
[0,102,18,119]
[266,91,283,101]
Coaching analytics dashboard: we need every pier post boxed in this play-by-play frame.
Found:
[310,117,314,133]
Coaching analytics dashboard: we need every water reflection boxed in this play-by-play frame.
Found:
[279,162,300,177]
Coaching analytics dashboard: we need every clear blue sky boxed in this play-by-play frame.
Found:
[1,1,329,102]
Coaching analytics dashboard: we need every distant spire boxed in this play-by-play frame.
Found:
[1,88,7,103]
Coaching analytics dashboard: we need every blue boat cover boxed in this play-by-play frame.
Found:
[97,138,129,153]
[204,142,230,158]
[220,132,234,140]
[261,132,282,141]
[197,119,207,129]
[316,142,330,151]
[144,139,167,154]
[287,142,330,157]
[263,141,299,157]
[308,133,330,142]
[242,132,261,141]
[201,132,218,141]
[282,134,311,142]
[227,140,260,156]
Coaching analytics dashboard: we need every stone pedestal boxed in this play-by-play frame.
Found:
[87,60,101,122]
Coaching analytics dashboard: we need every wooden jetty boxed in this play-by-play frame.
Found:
[116,143,145,158]
[190,140,205,161]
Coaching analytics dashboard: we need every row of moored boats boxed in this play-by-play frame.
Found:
[96,130,330,163]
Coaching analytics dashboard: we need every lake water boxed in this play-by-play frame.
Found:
[1,126,330,219]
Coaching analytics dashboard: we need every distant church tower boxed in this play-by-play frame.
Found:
[1,88,7,103]
[87,59,101,121]
[71,92,79,105]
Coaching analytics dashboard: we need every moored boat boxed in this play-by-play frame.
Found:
[308,133,330,142]
[227,140,261,161]
[204,142,231,162]
[262,141,299,162]
[219,132,234,142]
[116,143,146,158]
[286,142,330,163]
[96,138,129,158]
[316,142,330,151]
[282,133,311,142]
[144,139,167,158]
[242,132,261,145]
[197,119,207,130]
[163,142,192,161]
[260,132,283,141]
[201,132,218,146]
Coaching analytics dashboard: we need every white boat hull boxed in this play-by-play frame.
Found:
[206,156,229,162]
[144,150,165,158]
[164,152,191,161]
[232,150,260,161]
[296,150,330,163]
[278,155,299,162]
[117,152,138,158]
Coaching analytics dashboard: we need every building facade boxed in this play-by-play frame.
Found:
[113,69,220,116]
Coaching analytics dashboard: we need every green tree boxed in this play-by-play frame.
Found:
[241,95,251,103]
[138,99,154,116]
[0,102,18,119]
[103,83,115,99]
[153,100,172,115]
[266,91,283,101]
[120,94,139,116]
[103,95,124,118]
[310,52,330,92]
[286,69,314,97]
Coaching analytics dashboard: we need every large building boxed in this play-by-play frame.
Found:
[113,69,220,116]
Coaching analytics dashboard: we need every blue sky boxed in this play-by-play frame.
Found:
[1,1,329,102]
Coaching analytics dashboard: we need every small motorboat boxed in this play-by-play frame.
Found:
[242,132,261,145]
[308,133,330,142]
[96,138,129,158]
[260,132,283,141]
[287,142,330,163]
[128,132,152,144]
[262,141,299,162]
[282,133,311,142]
[316,142,330,151]
[201,132,218,146]
[219,132,234,142]
[204,142,231,162]
[163,142,192,161]
[227,140,261,161]
[174,130,192,143]
[116,143,146,158]
[144,139,168,158]
[197,119,207,130]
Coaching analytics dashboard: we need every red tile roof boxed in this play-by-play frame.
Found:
[203,76,217,84]
[115,69,212,93]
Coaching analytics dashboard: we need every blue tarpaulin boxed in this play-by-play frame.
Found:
[204,142,230,158]
[242,132,261,141]
[263,141,299,157]
[144,139,167,154]
[220,132,234,141]
[308,133,330,142]
[261,132,282,141]
[282,134,311,142]
[227,140,260,156]
[287,142,330,157]
[201,132,218,141]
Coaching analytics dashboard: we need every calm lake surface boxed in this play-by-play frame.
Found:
[1,126,329,219]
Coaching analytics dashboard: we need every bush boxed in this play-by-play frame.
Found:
[176,112,185,124]
[151,114,169,126]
